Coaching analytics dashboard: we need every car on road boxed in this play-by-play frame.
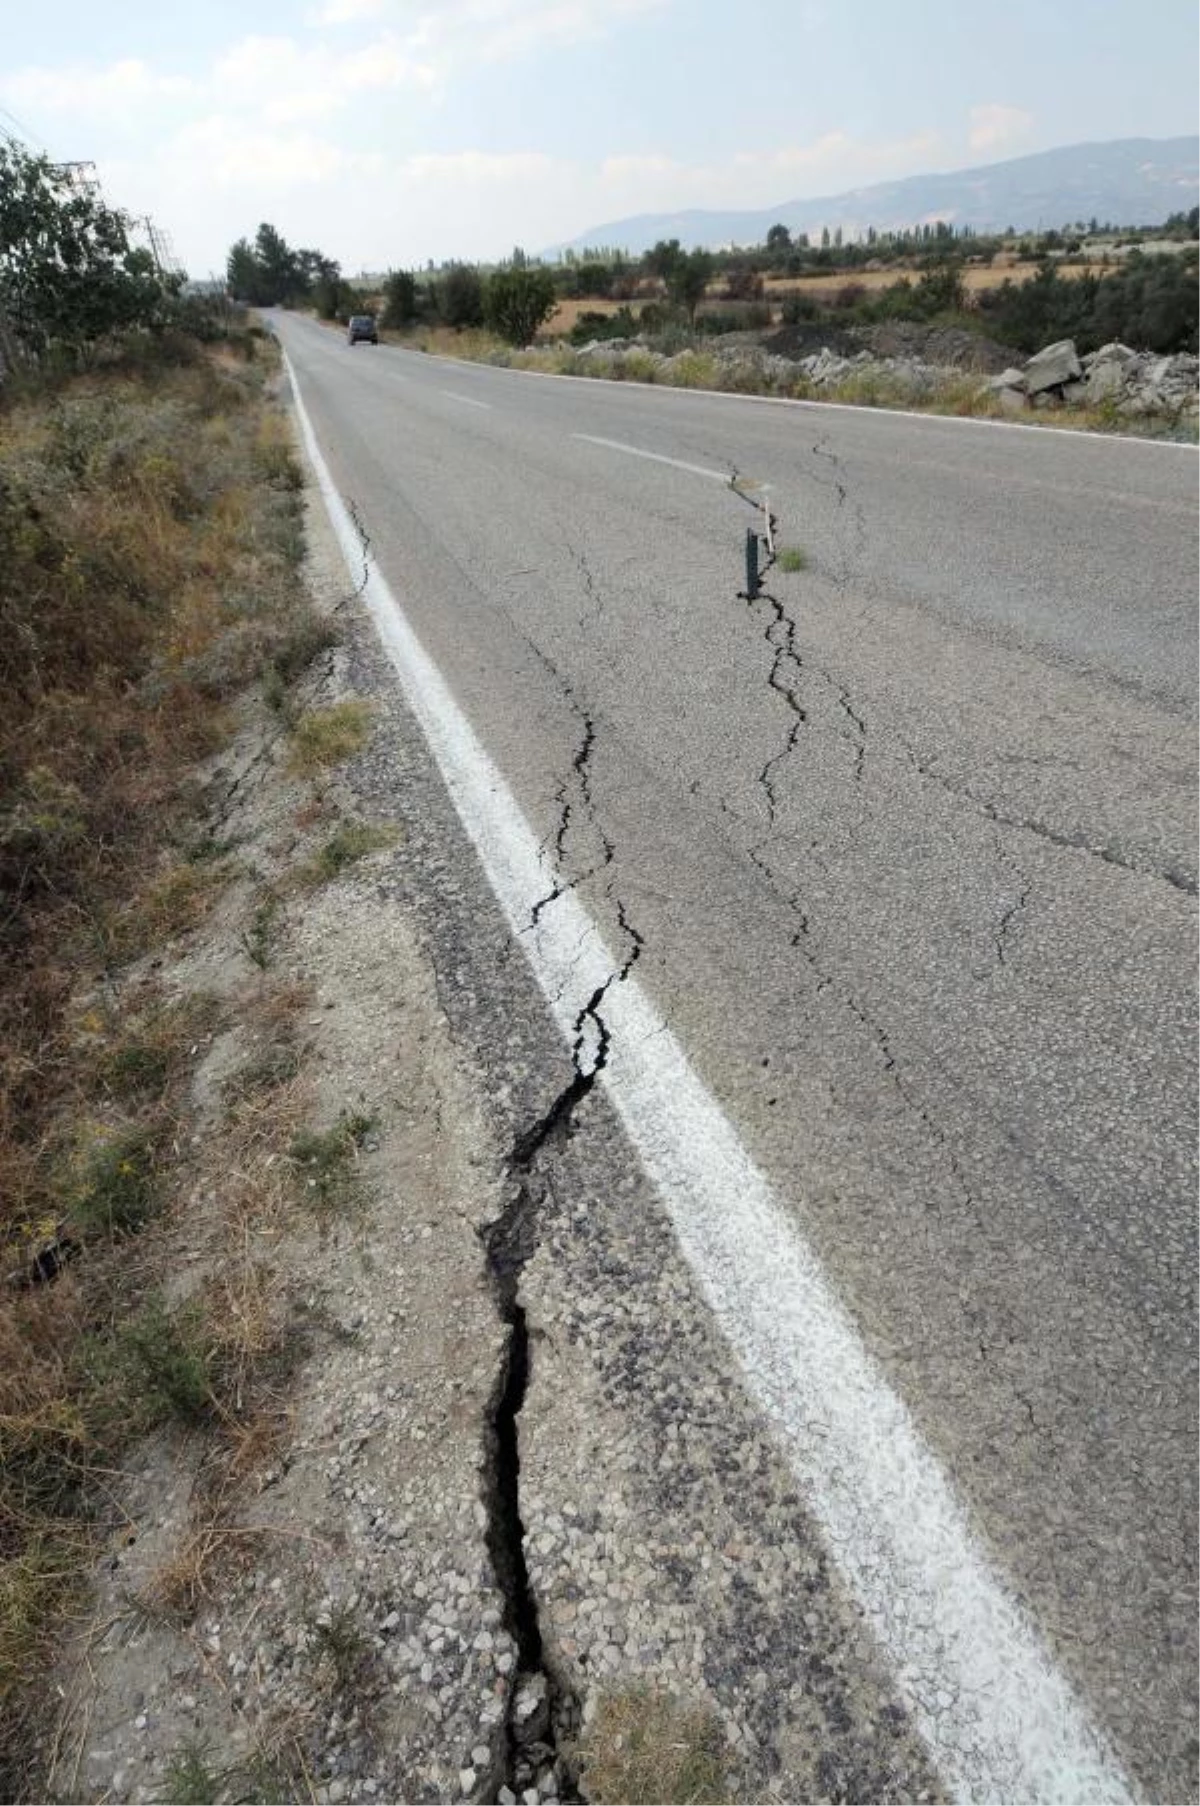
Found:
[347,314,378,346]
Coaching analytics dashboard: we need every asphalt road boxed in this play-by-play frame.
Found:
[274,313,1198,1801]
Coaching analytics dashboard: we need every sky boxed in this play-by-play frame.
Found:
[1,0,1197,278]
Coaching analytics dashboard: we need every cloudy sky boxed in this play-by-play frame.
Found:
[2,0,1197,278]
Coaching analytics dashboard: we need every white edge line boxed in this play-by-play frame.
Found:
[379,335,1197,452]
[284,348,1135,1806]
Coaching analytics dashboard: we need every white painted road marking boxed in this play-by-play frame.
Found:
[442,390,492,410]
[571,432,731,483]
[288,353,1133,1806]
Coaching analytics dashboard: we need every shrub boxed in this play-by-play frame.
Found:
[485,265,557,346]
[569,306,639,345]
[380,269,418,330]
[782,293,820,323]
[441,263,485,330]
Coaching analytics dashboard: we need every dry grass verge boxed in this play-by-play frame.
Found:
[0,330,344,1792]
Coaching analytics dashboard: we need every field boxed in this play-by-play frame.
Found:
[543,263,1113,337]
[762,262,1111,295]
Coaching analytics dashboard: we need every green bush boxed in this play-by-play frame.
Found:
[485,265,557,346]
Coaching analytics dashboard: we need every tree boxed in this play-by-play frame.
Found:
[224,224,342,308]
[381,269,418,329]
[441,262,485,329]
[667,248,714,325]
[252,222,301,303]
[485,264,557,346]
[0,140,173,365]
[226,237,261,304]
[766,223,791,252]
[646,238,685,288]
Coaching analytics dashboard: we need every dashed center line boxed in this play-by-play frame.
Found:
[442,390,492,410]
[571,433,730,482]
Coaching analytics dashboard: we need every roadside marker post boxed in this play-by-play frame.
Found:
[744,527,760,598]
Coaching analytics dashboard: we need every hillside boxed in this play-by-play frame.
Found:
[556,136,1200,255]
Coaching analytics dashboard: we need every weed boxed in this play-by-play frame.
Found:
[243,888,281,970]
[69,1128,160,1236]
[576,1683,729,1805]
[301,822,398,886]
[663,352,718,389]
[0,1535,83,1783]
[109,1297,214,1426]
[115,861,228,957]
[262,615,340,721]
[223,1040,302,1107]
[309,1600,372,1696]
[287,701,376,775]
[288,1111,376,1215]
[270,614,339,684]
[155,1733,289,1806]
[776,546,807,573]
[262,662,291,720]
[93,992,220,1105]
[163,1739,223,1804]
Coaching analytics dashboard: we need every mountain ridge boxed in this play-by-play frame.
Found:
[551,136,1200,256]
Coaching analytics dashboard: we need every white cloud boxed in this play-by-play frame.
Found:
[315,0,387,21]
[968,103,1034,154]
[6,57,194,118]
[166,115,385,189]
[402,149,557,183]
[213,33,434,123]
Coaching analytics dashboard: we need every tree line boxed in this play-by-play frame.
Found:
[225,204,1199,358]
[226,226,559,347]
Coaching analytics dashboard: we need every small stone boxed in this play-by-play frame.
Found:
[499,1789,517,1806]
[471,1746,490,1768]
[459,1769,477,1795]
[327,1783,347,1804]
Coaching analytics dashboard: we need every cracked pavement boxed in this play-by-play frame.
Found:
[276,314,1196,1803]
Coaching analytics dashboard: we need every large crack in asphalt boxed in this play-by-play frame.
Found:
[477,624,642,1803]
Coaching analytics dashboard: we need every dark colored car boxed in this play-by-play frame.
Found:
[347,314,378,345]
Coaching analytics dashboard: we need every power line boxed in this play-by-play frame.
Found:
[0,97,48,150]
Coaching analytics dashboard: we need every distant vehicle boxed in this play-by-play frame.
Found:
[347,314,378,345]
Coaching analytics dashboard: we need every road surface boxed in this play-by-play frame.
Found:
[274,312,1198,1803]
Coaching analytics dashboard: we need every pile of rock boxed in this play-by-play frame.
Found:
[983,339,1200,418]
[562,333,1198,423]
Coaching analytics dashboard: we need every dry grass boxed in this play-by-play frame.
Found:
[287,700,376,774]
[576,1683,730,1805]
[0,336,329,1790]
[761,260,1112,296]
[543,296,645,336]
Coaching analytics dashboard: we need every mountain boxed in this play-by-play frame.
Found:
[554,137,1199,255]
